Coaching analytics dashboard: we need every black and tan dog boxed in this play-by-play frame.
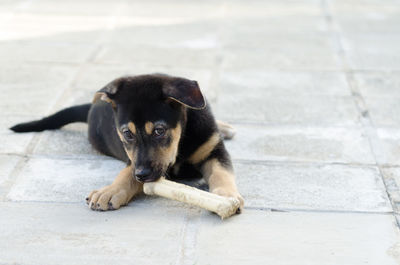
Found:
[10,74,244,213]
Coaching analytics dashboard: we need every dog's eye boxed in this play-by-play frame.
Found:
[153,127,166,137]
[123,129,134,141]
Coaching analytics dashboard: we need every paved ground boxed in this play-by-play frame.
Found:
[1,0,400,264]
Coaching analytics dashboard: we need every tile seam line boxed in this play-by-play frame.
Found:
[233,159,379,168]
[0,201,394,216]
[321,0,399,219]
[176,4,228,264]
[2,57,96,201]
[246,206,394,215]
[224,121,400,129]
[175,214,189,265]
[2,4,125,200]
[19,62,400,73]
[5,152,400,168]
[1,152,394,168]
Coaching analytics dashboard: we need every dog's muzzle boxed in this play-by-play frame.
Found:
[134,167,160,182]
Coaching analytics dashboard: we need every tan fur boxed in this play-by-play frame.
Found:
[157,124,182,167]
[116,128,136,162]
[188,133,220,164]
[145,122,154,135]
[87,165,143,211]
[202,159,244,210]
[166,96,206,110]
[128,122,136,135]
[92,92,116,108]
[116,129,124,142]
[92,92,103,103]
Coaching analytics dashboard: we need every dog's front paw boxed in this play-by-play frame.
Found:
[86,184,131,211]
[211,187,244,213]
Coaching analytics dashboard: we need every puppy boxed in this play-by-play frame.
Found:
[11,74,244,213]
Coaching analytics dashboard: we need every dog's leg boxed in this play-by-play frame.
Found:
[202,158,244,213]
[87,165,143,211]
[217,120,236,140]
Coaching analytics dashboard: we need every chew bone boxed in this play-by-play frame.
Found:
[143,178,240,219]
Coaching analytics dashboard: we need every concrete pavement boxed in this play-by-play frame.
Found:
[1,0,400,264]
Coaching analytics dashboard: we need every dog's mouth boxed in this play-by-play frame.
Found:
[134,169,163,183]
[135,175,161,183]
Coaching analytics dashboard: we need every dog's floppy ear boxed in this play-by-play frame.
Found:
[163,78,206,109]
[92,81,119,107]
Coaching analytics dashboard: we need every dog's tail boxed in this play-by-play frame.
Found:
[10,103,91,133]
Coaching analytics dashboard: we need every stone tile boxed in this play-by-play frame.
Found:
[0,41,95,64]
[223,29,333,50]
[215,95,360,126]
[0,85,66,116]
[70,65,133,91]
[221,48,339,71]
[196,210,400,265]
[116,0,224,19]
[221,33,340,70]
[354,72,400,97]
[331,0,400,13]
[342,34,400,70]
[225,125,375,164]
[381,167,400,204]
[224,0,323,18]
[336,15,400,35]
[233,162,391,212]
[32,123,101,158]
[0,155,20,186]
[0,202,186,265]
[0,13,109,42]
[94,45,218,67]
[364,96,400,126]
[332,1,400,34]
[0,116,37,154]
[222,16,328,36]
[104,22,220,48]
[0,0,19,10]
[21,0,123,16]
[0,63,76,89]
[219,70,351,96]
[0,64,76,116]
[7,157,126,202]
[372,128,400,166]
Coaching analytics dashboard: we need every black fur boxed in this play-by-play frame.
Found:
[10,74,232,183]
[10,104,91,132]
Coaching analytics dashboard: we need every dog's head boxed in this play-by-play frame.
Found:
[94,74,206,182]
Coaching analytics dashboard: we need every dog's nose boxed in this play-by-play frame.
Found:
[135,167,151,181]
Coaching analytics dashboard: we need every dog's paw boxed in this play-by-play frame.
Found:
[211,187,244,214]
[86,185,130,211]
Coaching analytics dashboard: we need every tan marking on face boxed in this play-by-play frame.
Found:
[125,148,137,164]
[145,122,154,135]
[116,128,137,163]
[128,122,136,135]
[188,133,220,164]
[116,129,124,142]
[157,124,182,167]
[92,92,116,108]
